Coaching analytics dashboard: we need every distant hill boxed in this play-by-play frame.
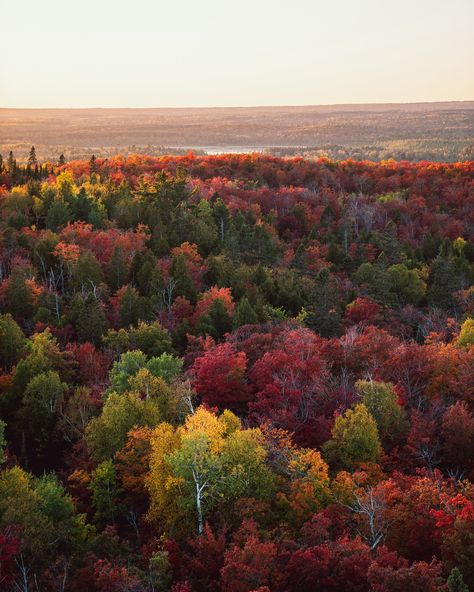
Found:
[1,101,473,162]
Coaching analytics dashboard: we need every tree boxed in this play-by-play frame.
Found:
[280,448,331,526]
[387,264,426,306]
[441,402,474,470]
[456,318,474,349]
[129,321,173,357]
[323,404,381,470]
[367,556,442,592]
[90,459,122,526]
[70,294,109,344]
[282,536,372,592]
[89,154,97,174]
[0,313,25,369]
[428,253,463,310]
[221,522,277,592]
[447,568,469,592]
[233,297,259,328]
[86,391,163,463]
[192,343,249,411]
[27,146,37,166]
[18,371,67,466]
[148,408,273,536]
[0,467,87,578]
[356,380,408,450]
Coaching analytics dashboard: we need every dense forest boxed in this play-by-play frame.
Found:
[0,150,473,591]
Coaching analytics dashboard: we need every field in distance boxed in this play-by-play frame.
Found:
[1,101,474,163]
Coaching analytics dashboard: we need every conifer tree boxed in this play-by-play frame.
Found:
[27,146,37,166]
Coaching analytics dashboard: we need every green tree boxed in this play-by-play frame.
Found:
[447,568,469,592]
[307,269,342,337]
[0,313,25,369]
[90,459,122,526]
[129,321,173,357]
[18,371,67,465]
[71,250,104,292]
[119,285,151,327]
[387,263,426,306]
[323,403,381,470]
[70,294,109,344]
[170,254,197,303]
[3,266,37,321]
[86,391,162,462]
[456,318,474,349]
[189,199,218,256]
[0,467,87,573]
[208,298,232,338]
[429,252,464,310]
[356,380,408,450]
[233,297,259,328]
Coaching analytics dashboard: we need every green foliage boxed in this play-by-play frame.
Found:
[233,296,259,328]
[356,380,409,449]
[447,567,469,592]
[70,294,109,343]
[0,312,25,368]
[129,321,173,357]
[146,353,183,384]
[18,371,67,461]
[109,350,183,394]
[456,318,474,348]
[387,263,427,306]
[0,467,87,567]
[86,391,163,462]
[90,459,122,525]
[323,403,382,470]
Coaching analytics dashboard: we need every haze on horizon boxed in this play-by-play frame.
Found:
[1,0,473,109]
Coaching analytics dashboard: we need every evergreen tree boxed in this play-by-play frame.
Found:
[7,150,16,176]
[89,154,97,174]
[233,297,258,328]
[208,298,232,338]
[27,146,37,166]
[170,254,197,303]
[58,154,66,165]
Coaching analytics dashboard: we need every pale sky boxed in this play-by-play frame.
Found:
[1,0,473,108]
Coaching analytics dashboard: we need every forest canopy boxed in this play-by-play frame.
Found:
[0,152,473,591]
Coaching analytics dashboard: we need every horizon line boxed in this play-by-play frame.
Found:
[2,99,474,111]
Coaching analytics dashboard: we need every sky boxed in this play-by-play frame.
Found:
[1,0,473,108]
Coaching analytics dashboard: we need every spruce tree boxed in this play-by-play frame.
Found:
[27,146,37,166]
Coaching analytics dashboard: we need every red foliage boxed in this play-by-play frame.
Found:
[191,342,249,411]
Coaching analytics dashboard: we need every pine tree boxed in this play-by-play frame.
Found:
[58,154,66,166]
[208,298,232,338]
[27,146,37,166]
[89,154,97,174]
[7,151,15,174]
[233,297,258,328]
